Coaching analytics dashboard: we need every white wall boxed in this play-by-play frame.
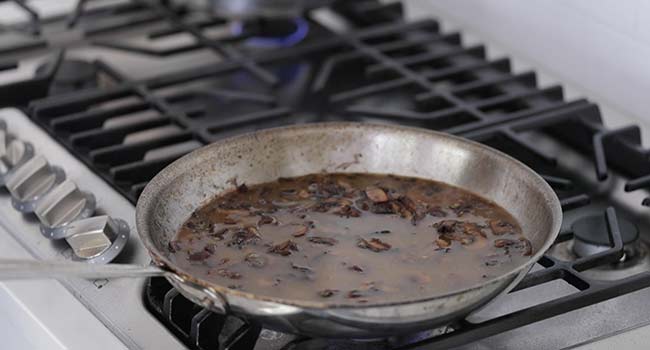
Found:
[404,0,650,124]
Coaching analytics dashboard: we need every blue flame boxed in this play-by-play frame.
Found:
[231,18,309,48]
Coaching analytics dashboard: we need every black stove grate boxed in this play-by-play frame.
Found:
[4,0,650,349]
[145,277,262,350]
[26,0,583,204]
[2,0,42,35]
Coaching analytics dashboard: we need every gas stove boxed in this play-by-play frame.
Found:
[2,1,650,349]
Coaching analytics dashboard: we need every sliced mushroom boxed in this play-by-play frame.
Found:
[348,265,364,272]
[489,220,516,235]
[188,250,211,261]
[258,215,278,226]
[520,238,533,256]
[216,268,242,279]
[365,186,389,203]
[357,238,391,252]
[333,204,362,218]
[308,236,338,246]
[292,224,309,237]
[347,290,364,298]
[268,240,299,256]
[462,222,486,238]
[434,220,458,234]
[319,289,339,298]
[428,206,447,217]
[227,227,261,248]
[494,238,518,248]
[435,238,451,248]
[244,252,267,268]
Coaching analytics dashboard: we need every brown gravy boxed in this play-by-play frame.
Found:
[169,173,532,304]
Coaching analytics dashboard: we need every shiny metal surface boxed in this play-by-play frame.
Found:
[64,216,131,262]
[0,127,33,184]
[0,108,186,350]
[34,179,96,239]
[2,139,34,174]
[572,215,640,259]
[136,122,563,338]
[0,128,11,180]
[1,117,131,268]
[0,259,166,280]
[5,155,65,212]
[1,117,129,266]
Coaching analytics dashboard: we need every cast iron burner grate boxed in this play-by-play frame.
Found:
[4,0,650,349]
[21,0,649,206]
[144,277,262,350]
[24,0,590,204]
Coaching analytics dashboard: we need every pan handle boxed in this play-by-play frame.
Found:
[0,258,230,314]
[0,258,169,280]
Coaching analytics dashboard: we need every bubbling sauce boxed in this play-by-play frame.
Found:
[169,173,532,304]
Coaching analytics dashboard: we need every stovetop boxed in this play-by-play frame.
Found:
[2,1,650,349]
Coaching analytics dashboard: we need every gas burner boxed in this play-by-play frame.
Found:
[548,214,650,280]
[259,326,448,350]
[210,0,334,19]
[572,214,639,260]
[231,17,309,48]
[35,58,97,95]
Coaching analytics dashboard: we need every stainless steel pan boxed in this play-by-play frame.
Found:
[0,122,562,338]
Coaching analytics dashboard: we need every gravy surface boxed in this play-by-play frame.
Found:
[169,173,532,304]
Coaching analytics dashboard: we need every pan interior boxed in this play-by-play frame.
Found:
[137,123,560,304]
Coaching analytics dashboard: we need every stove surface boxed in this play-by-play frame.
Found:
[2,1,650,349]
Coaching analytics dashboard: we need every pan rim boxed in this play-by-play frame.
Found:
[136,121,562,310]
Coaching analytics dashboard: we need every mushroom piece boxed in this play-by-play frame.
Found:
[268,240,299,256]
[365,186,389,203]
[357,238,391,252]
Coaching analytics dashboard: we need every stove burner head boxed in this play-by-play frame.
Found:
[288,328,448,349]
[231,17,309,47]
[211,0,333,19]
[35,59,97,95]
[572,214,639,259]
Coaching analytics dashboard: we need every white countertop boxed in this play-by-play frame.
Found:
[0,227,126,350]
